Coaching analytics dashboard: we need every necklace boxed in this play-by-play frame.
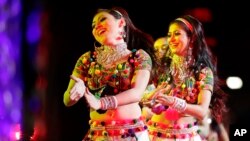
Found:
[169,55,189,86]
[95,43,131,68]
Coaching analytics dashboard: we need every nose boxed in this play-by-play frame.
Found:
[95,24,102,30]
[168,35,175,43]
[93,24,103,36]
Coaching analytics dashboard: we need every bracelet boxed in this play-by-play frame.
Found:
[171,97,187,113]
[100,96,118,110]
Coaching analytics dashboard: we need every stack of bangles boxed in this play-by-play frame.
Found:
[171,97,187,112]
[100,96,118,110]
[151,97,187,114]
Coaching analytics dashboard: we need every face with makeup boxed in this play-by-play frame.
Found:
[153,37,168,60]
[167,23,191,56]
[92,11,126,46]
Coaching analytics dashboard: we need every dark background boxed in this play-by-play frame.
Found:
[22,0,250,140]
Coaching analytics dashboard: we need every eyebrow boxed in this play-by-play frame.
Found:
[92,15,104,27]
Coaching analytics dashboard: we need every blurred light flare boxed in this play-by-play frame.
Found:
[0,0,22,140]
[226,76,243,90]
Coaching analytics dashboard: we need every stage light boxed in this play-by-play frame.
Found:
[226,76,243,90]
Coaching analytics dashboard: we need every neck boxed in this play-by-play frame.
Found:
[103,40,125,48]
[100,42,127,50]
[170,54,190,85]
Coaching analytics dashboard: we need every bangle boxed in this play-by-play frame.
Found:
[171,97,187,113]
[100,96,118,110]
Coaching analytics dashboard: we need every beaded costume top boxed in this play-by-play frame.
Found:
[153,64,214,104]
[73,46,152,99]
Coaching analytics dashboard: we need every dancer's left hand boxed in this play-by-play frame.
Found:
[84,88,101,110]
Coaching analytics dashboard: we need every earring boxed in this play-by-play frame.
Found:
[186,46,194,66]
[123,32,126,38]
[120,31,126,38]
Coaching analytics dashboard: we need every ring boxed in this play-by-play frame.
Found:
[150,99,156,107]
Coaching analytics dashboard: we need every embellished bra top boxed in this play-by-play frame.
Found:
[73,48,152,99]
[153,66,214,104]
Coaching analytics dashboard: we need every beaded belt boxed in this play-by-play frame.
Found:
[147,120,200,139]
[86,117,148,139]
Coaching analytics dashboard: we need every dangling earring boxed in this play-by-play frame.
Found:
[119,31,126,38]
[186,46,194,67]
[123,31,126,38]
[94,41,102,48]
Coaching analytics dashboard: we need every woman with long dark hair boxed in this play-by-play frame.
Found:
[142,15,228,141]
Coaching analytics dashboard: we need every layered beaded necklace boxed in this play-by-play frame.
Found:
[169,54,190,86]
[155,54,199,103]
[95,43,131,68]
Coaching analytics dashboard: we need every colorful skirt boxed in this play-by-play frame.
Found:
[83,117,150,141]
[147,120,202,141]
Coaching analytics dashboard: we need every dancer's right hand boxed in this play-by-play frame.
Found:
[69,75,86,102]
